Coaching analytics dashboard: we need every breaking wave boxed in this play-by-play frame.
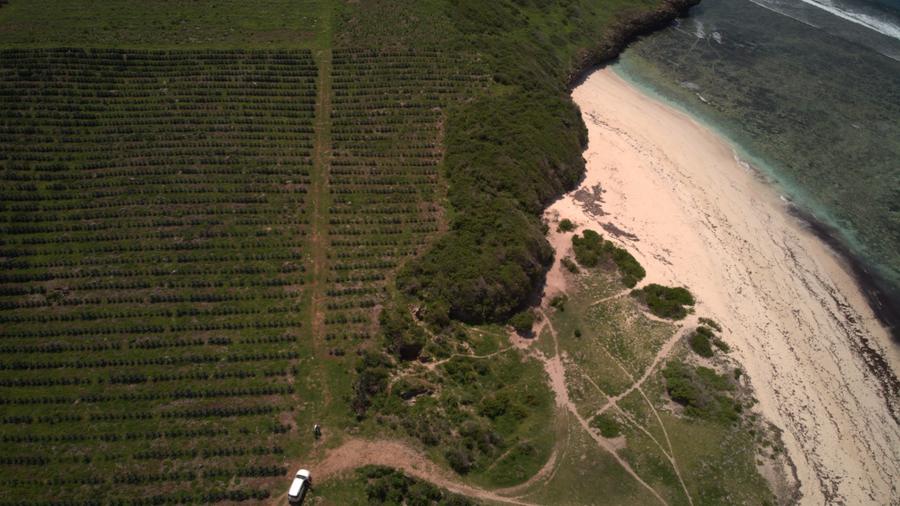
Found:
[797,0,900,39]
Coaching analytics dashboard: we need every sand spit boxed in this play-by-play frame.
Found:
[547,68,900,505]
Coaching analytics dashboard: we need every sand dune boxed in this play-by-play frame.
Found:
[550,68,900,505]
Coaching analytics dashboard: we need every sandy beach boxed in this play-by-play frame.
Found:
[547,68,900,504]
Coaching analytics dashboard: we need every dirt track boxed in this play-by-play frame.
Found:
[274,438,535,505]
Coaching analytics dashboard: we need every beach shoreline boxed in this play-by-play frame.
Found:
[550,67,900,504]
[612,59,900,345]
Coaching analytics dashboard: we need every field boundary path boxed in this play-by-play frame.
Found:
[309,47,332,358]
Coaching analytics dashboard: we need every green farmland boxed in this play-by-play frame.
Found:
[0,47,319,503]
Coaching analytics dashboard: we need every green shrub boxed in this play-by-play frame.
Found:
[699,317,722,331]
[557,218,576,232]
[479,392,526,421]
[380,305,427,361]
[572,229,605,267]
[571,229,645,286]
[712,337,731,353]
[692,324,730,353]
[689,330,714,358]
[631,284,694,319]
[352,351,394,418]
[359,466,474,505]
[445,446,475,475]
[663,360,740,424]
[662,360,701,406]
[696,366,733,391]
[561,257,579,273]
[550,294,567,312]
[421,299,451,329]
[590,414,621,438]
[610,246,646,288]
[509,310,535,334]
[393,378,433,400]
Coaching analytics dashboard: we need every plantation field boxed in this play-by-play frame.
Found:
[0,0,324,49]
[0,14,491,506]
[0,48,319,503]
[324,47,486,351]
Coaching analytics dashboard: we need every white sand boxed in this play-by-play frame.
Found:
[547,68,900,505]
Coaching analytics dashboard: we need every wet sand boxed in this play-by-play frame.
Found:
[547,68,900,504]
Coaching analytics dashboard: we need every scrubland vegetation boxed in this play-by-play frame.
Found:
[354,326,555,487]
[0,47,317,502]
[572,229,646,287]
[394,0,697,324]
[631,283,695,319]
[663,361,742,424]
[533,252,785,505]
[314,466,474,505]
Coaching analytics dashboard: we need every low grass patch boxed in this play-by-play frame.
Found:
[565,369,610,419]
[584,296,675,377]
[523,422,662,506]
[662,413,778,506]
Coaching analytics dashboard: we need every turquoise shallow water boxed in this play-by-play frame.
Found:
[614,0,900,337]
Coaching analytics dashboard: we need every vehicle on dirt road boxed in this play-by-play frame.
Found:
[288,469,311,504]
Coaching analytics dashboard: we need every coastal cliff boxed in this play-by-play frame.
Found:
[569,0,702,87]
[401,0,701,325]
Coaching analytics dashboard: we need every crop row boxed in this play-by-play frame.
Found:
[0,49,315,501]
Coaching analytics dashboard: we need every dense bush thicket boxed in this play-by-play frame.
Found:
[399,93,584,322]
[631,283,695,319]
[509,309,535,334]
[380,306,427,362]
[572,229,646,287]
[398,0,698,324]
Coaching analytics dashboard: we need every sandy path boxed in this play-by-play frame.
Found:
[278,438,535,506]
[551,68,900,505]
[534,311,671,505]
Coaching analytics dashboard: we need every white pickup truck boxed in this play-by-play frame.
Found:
[288,469,311,504]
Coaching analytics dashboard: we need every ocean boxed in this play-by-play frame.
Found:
[614,0,900,338]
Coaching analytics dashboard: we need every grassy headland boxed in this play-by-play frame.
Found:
[396,0,701,324]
